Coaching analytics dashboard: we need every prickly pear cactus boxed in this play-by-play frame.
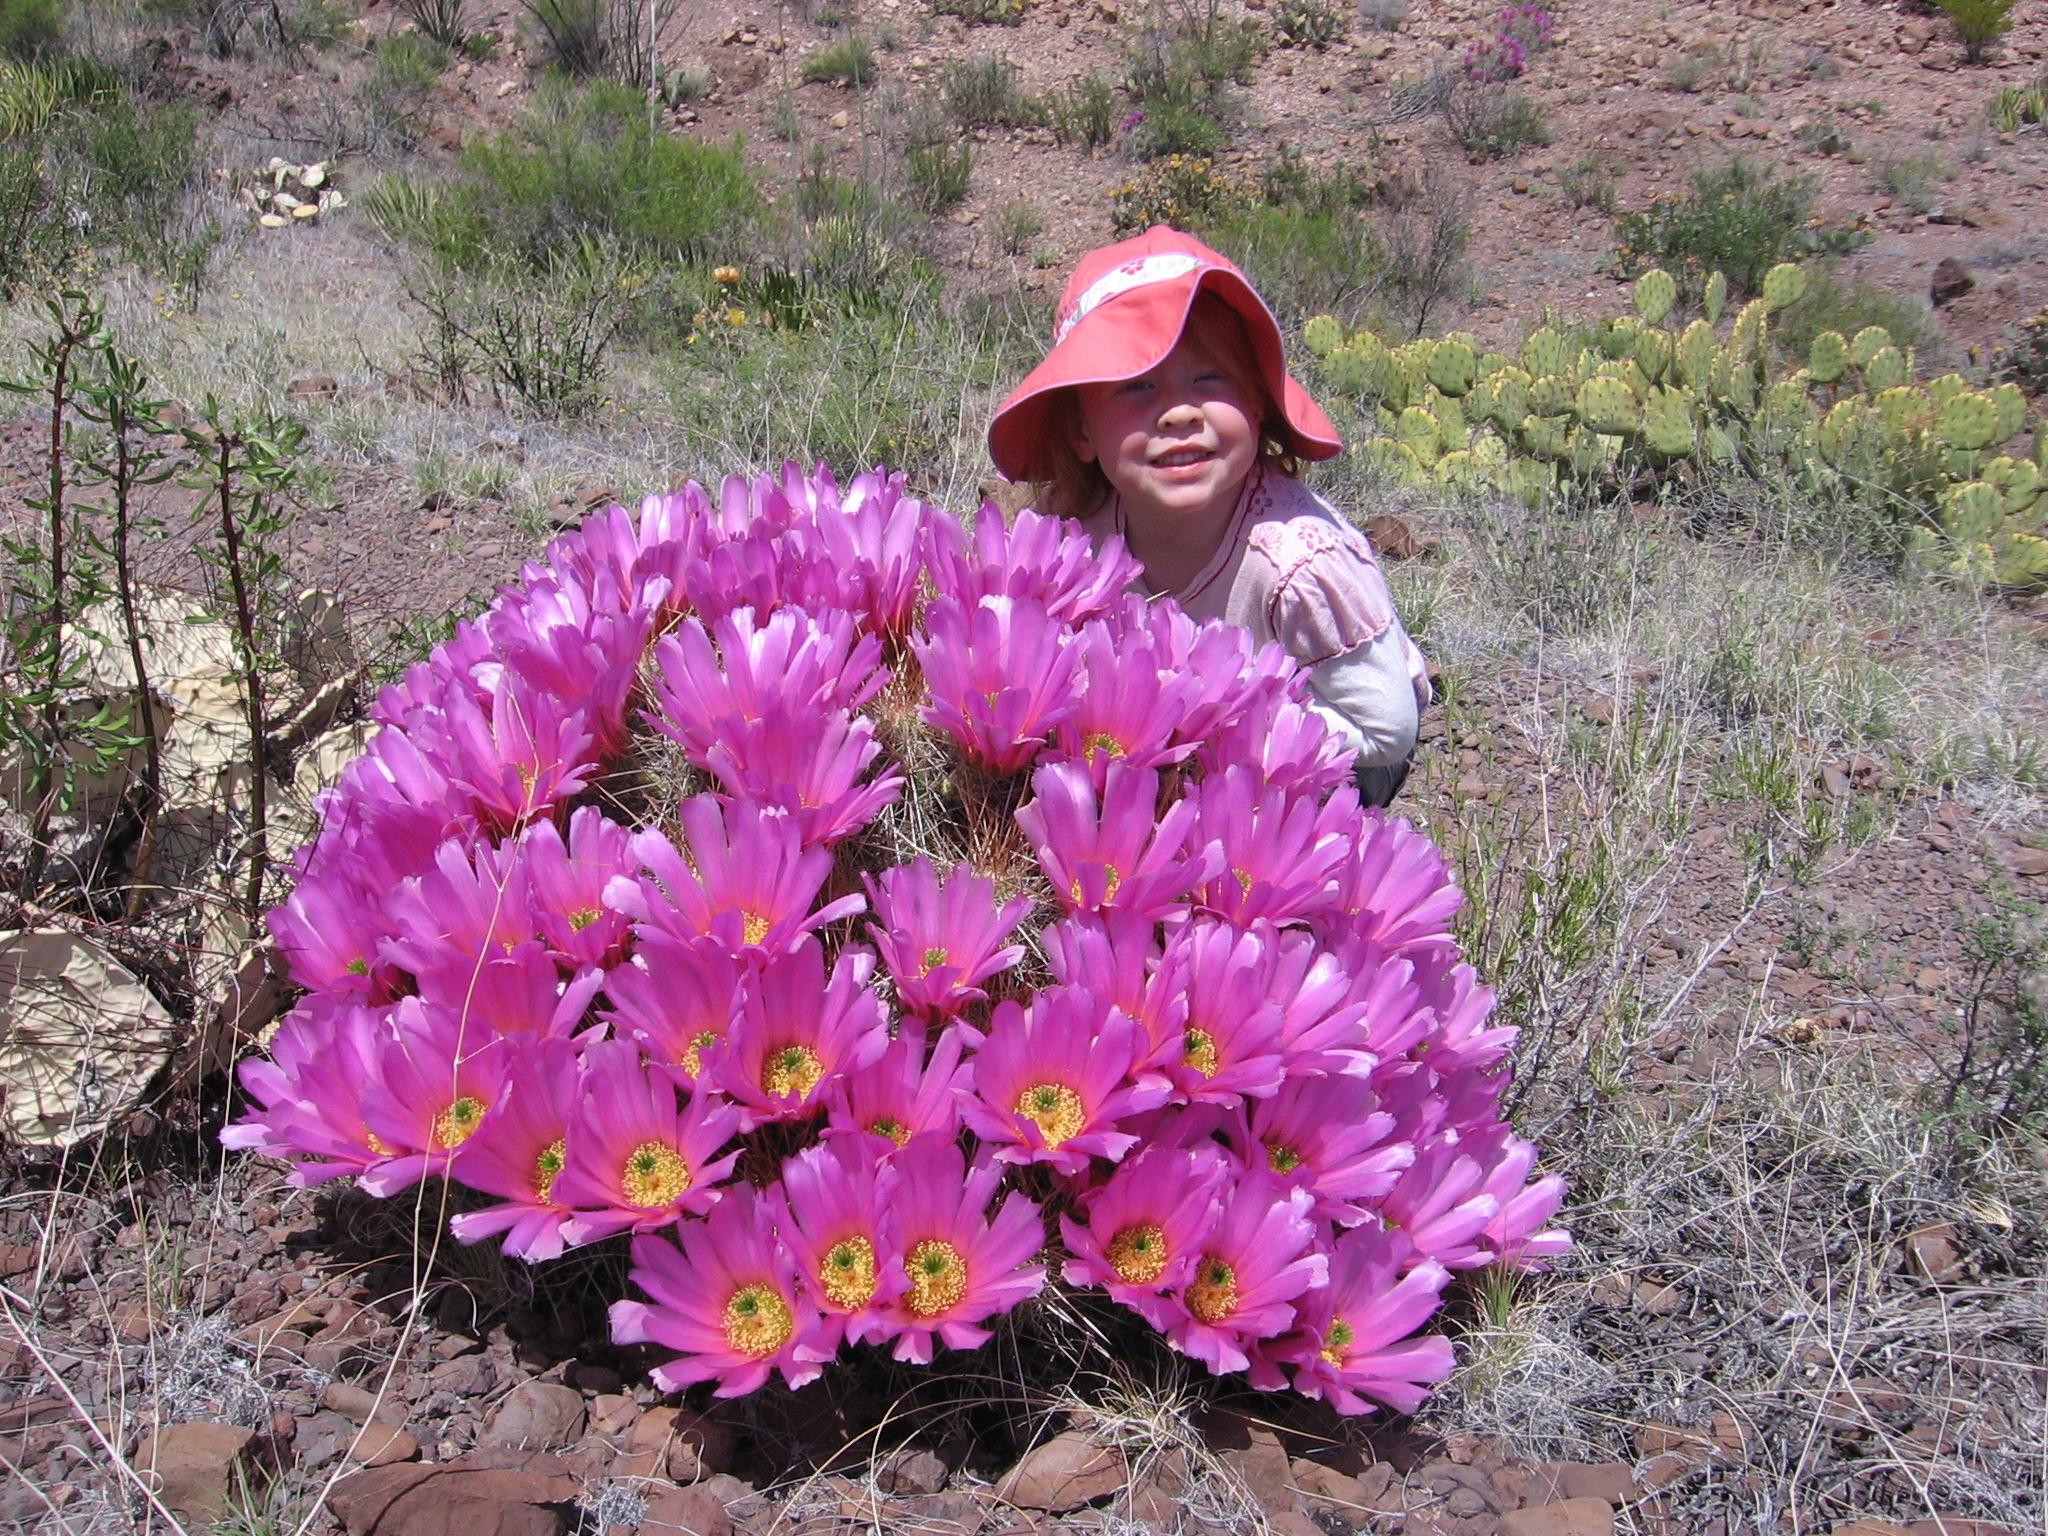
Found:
[1634,268,1678,327]
[1808,331,1848,385]
[1760,262,1807,314]
[1577,376,1638,436]
[1428,338,1478,399]
[1937,392,2000,453]
[1703,270,1728,325]
[1849,326,1893,370]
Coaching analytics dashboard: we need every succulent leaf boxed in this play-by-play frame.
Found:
[1634,268,1678,328]
[1760,262,1807,313]
[1807,331,1847,385]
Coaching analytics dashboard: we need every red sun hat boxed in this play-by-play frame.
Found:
[986,225,1343,484]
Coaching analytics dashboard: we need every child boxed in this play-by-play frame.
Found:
[986,225,1429,808]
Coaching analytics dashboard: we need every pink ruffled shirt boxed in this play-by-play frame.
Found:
[1076,463,1430,759]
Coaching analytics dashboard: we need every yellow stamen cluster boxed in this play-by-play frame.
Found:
[1320,1317,1355,1366]
[1182,1029,1220,1077]
[365,1130,398,1157]
[1015,1082,1086,1148]
[905,1239,968,1316]
[621,1141,691,1207]
[1071,864,1122,906]
[568,907,602,932]
[1187,1256,1238,1323]
[681,1029,721,1079]
[740,911,772,947]
[1107,1223,1169,1285]
[1086,731,1126,758]
[1265,1140,1301,1174]
[819,1235,878,1310]
[919,945,949,976]
[762,1044,826,1101]
[722,1283,795,1358]
[1233,868,1254,894]
[432,1095,487,1150]
[870,1116,910,1147]
[534,1138,566,1204]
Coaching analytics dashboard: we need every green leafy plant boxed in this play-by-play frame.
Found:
[1613,157,1864,299]
[1110,151,1255,233]
[994,198,1042,256]
[931,0,1027,24]
[1045,72,1117,148]
[0,0,61,58]
[1439,78,1549,159]
[802,34,877,86]
[518,0,674,84]
[1558,152,1616,213]
[1271,0,1347,50]
[1120,0,1262,159]
[1874,150,1953,216]
[1935,0,2017,63]
[1987,82,2046,131]
[398,0,468,47]
[902,103,972,212]
[1929,896,2048,1162]
[944,55,1041,128]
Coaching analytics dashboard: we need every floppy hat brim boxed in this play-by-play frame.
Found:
[987,263,1342,483]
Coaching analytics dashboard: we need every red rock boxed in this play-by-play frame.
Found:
[1831,1521,1912,1535]
[347,1422,420,1467]
[637,1486,732,1536]
[995,1431,1126,1512]
[1229,1426,1293,1509]
[624,1406,735,1481]
[329,1459,580,1536]
[1904,1222,1964,1284]
[1929,257,1975,306]
[2009,846,2048,878]
[1495,1497,1616,1536]
[324,1381,406,1426]
[484,1381,588,1451]
[135,1422,259,1524]
[875,1447,948,1495]
[1269,1514,1325,1536]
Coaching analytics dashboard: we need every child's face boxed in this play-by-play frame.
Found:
[1066,319,1262,537]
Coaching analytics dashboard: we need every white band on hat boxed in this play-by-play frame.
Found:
[1054,252,1207,344]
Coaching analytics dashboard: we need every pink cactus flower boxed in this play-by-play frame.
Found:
[1188,769,1354,928]
[1131,1172,1327,1377]
[554,1041,743,1246]
[795,469,948,641]
[958,990,1170,1175]
[1377,1134,1501,1271]
[1052,618,1202,787]
[1320,810,1464,961]
[863,858,1031,1023]
[872,1136,1046,1364]
[773,1136,908,1354]
[431,673,597,833]
[602,932,743,1084]
[358,1000,510,1197]
[1462,1125,1571,1269]
[447,1037,583,1263]
[717,940,889,1127]
[1042,912,1186,1072]
[607,798,865,959]
[379,835,537,987]
[1196,691,1353,797]
[1059,1145,1228,1305]
[1268,1227,1455,1414]
[913,594,1082,774]
[1219,1072,1414,1224]
[221,999,388,1185]
[268,867,399,999]
[612,1183,827,1396]
[935,502,1143,624]
[647,606,886,763]
[703,706,904,848]
[824,1026,967,1151]
[1157,921,1288,1105]
[1015,760,1220,920]
[516,808,636,973]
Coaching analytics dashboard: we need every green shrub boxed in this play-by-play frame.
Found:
[931,0,1026,24]
[944,55,1040,127]
[1271,0,1346,49]
[1765,264,1937,369]
[1045,72,1117,148]
[994,198,1042,255]
[904,136,971,213]
[399,0,468,48]
[1121,0,1261,160]
[0,0,61,58]
[520,0,671,83]
[1559,152,1616,213]
[1935,0,2016,62]
[1110,152,1254,232]
[369,31,448,95]
[1613,158,1863,299]
[1874,150,1952,216]
[0,142,60,293]
[1200,201,1386,326]
[398,80,758,273]
[1439,78,1548,159]
[802,34,877,86]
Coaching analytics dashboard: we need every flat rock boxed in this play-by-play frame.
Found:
[996,1430,1127,1512]
[136,1422,259,1524]
[484,1381,587,1450]
[329,1457,580,1536]
[347,1422,421,1467]
[637,1485,733,1536]
[1496,1498,1617,1536]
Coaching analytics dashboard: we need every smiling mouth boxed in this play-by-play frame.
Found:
[1152,449,1214,467]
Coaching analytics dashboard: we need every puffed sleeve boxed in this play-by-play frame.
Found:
[1265,537,1397,669]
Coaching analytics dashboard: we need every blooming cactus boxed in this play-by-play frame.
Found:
[226,463,1568,1412]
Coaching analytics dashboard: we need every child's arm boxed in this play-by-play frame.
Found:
[1304,628,1419,767]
